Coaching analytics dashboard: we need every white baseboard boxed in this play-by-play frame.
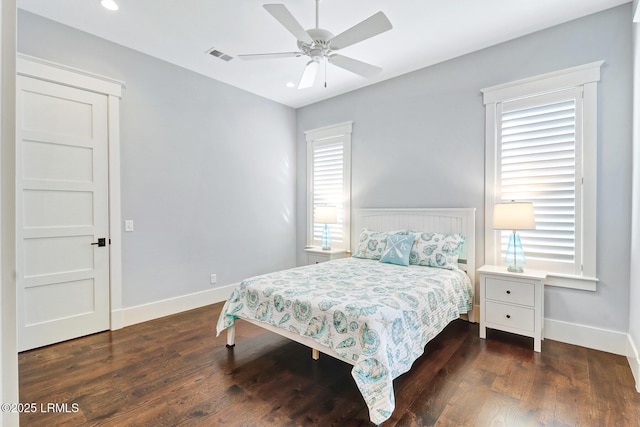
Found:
[544,318,628,356]
[113,284,236,328]
[628,334,640,393]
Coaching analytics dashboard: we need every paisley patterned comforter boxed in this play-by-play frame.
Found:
[216,257,473,424]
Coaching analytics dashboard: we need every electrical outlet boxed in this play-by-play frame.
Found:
[210,274,217,284]
[124,220,134,232]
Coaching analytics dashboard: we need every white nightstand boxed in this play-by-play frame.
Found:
[304,247,347,265]
[478,265,547,352]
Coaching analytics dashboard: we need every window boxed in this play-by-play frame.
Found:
[306,122,352,250]
[483,62,602,290]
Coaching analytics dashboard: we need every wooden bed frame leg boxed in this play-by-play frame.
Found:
[312,348,319,360]
[226,325,236,348]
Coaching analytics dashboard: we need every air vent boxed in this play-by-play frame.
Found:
[206,47,233,62]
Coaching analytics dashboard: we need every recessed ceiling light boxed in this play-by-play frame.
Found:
[286,82,296,88]
[101,0,119,11]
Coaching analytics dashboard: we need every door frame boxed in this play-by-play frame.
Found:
[2,2,18,425]
[17,54,126,330]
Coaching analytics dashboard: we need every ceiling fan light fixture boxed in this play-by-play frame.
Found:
[100,0,119,11]
[309,48,324,62]
[298,60,319,89]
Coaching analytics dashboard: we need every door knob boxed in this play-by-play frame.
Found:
[91,238,106,247]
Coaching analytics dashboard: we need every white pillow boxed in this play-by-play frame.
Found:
[409,231,466,269]
[352,229,407,260]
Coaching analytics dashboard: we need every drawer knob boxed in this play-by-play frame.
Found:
[506,314,511,319]
[506,290,511,294]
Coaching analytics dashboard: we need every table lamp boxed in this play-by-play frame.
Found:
[493,201,536,272]
[314,206,337,250]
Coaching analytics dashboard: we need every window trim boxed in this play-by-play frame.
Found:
[482,61,602,291]
[306,121,352,251]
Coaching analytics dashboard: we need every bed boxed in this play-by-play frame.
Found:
[216,208,476,425]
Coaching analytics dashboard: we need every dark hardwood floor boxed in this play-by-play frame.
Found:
[19,302,640,426]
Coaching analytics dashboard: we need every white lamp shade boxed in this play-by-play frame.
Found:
[315,205,337,224]
[493,202,536,230]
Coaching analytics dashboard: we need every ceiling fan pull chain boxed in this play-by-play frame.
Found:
[324,57,327,88]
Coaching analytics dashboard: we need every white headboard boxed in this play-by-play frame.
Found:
[353,208,476,285]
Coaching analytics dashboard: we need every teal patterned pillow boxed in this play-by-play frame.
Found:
[352,229,407,260]
[409,232,466,270]
[379,234,416,266]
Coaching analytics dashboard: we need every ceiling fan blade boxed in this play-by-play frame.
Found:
[264,4,313,44]
[238,52,302,60]
[329,11,392,50]
[298,60,319,89]
[328,54,382,79]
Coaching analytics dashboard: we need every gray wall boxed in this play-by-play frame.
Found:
[296,5,633,332]
[18,11,297,308]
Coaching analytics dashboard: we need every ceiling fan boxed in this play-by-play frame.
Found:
[239,0,393,89]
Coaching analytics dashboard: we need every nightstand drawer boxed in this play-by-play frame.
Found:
[485,301,535,332]
[305,247,347,265]
[485,277,534,306]
[308,254,328,264]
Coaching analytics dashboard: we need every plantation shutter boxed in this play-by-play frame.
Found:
[311,137,346,246]
[496,88,583,275]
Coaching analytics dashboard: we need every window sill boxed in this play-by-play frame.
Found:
[545,273,598,291]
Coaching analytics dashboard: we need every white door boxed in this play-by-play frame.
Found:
[16,75,110,351]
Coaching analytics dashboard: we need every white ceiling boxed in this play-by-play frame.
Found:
[18,0,629,108]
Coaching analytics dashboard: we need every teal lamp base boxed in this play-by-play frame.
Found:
[505,232,526,273]
[321,224,332,250]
